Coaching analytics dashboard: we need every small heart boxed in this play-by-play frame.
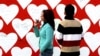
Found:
[46,0,61,9]
[85,4,100,24]
[0,32,17,53]
[0,4,19,25]
[53,47,61,56]
[56,4,77,20]
[0,19,3,30]
[12,18,33,39]
[26,32,39,52]
[27,4,48,22]
[11,47,32,56]
[17,0,32,9]
[84,32,100,52]
[80,47,90,56]
[75,0,90,9]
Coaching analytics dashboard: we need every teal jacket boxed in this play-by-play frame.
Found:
[33,23,54,53]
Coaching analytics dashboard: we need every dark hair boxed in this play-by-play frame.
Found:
[42,10,55,30]
[65,4,75,20]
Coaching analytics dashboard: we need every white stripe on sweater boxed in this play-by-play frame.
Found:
[63,34,82,41]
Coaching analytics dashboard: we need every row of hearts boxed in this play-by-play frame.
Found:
[0,46,100,56]
[0,30,100,52]
[0,4,100,25]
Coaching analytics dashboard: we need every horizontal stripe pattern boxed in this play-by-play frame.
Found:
[57,24,83,34]
[63,34,82,41]
[55,20,83,53]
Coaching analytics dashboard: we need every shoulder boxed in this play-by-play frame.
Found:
[44,23,53,29]
[59,19,82,27]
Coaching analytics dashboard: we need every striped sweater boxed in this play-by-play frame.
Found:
[56,19,83,53]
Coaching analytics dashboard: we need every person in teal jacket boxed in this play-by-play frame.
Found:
[33,10,55,56]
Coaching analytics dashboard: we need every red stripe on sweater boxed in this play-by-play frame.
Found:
[57,40,81,47]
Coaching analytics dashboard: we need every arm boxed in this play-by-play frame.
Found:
[33,26,40,37]
[55,24,63,45]
[40,26,54,53]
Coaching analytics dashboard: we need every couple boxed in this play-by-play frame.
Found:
[33,4,83,56]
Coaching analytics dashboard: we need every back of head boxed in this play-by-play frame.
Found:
[65,4,75,20]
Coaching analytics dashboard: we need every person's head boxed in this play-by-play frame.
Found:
[41,9,55,30]
[64,4,75,19]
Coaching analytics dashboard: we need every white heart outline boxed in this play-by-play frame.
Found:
[46,0,61,9]
[0,32,18,53]
[17,0,32,9]
[85,4,100,24]
[84,32,100,52]
[11,47,32,56]
[0,4,19,25]
[12,18,33,39]
[27,4,48,22]
[26,32,39,52]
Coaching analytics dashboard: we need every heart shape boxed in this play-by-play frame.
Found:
[46,0,61,9]
[0,19,3,30]
[11,47,32,56]
[0,32,17,53]
[75,18,91,35]
[84,32,100,52]
[12,18,33,39]
[80,47,90,56]
[17,0,32,9]
[26,32,39,52]
[85,4,100,24]
[53,47,61,56]
[75,0,90,9]
[56,4,77,20]
[0,49,2,56]
[0,4,19,25]
[27,4,48,22]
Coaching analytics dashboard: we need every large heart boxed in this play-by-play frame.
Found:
[26,32,39,52]
[84,32,100,52]
[56,4,77,20]
[0,4,19,25]
[17,0,32,9]
[75,0,90,9]
[80,47,90,56]
[11,47,32,56]
[0,32,17,53]
[46,0,61,9]
[85,4,100,24]
[12,18,33,39]
[27,4,48,22]
[0,19,3,30]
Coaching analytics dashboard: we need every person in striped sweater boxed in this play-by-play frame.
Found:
[55,4,83,56]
